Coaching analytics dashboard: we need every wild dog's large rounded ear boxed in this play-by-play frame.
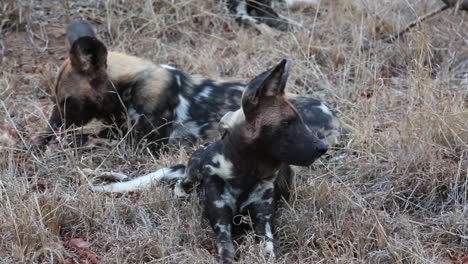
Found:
[70,36,107,75]
[264,59,290,96]
[242,59,291,113]
[67,20,107,75]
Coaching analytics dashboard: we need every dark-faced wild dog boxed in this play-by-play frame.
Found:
[38,19,340,152]
[93,60,327,263]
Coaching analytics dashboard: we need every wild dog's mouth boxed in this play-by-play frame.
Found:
[289,158,319,167]
[288,154,322,166]
[275,141,328,167]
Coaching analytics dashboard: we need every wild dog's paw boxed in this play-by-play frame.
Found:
[174,180,189,198]
[217,244,236,264]
[264,240,276,260]
[31,132,55,152]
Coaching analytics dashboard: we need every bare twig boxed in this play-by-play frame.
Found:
[381,4,450,44]
[363,4,449,50]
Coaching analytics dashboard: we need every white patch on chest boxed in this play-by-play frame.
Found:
[213,186,241,210]
[214,223,230,234]
[205,153,234,180]
[240,179,275,211]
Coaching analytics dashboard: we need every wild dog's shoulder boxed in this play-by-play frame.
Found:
[187,141,235,181]
[106,52,179,91]
[107,52,158,78]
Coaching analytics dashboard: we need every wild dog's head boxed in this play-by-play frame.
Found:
[220,60,328,166]
[54,20,109,106]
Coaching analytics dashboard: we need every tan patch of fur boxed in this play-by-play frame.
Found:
[139,67,172,112]
[107,52,157,82]
[211,79,230,87]
[106,52,172,111]
[190,74,207,86]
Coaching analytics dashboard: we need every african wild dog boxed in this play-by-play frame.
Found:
[92,60,327,263]
[37,19,340,152]
[226,0,318,31]
[227,0,291,31]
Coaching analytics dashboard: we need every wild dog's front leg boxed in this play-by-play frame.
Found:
[174,151,206,198]
[37,98,97,147]
[128,100,176,149]
[174,176,192,198]
[174,167,198,198]
[203,179,236,263]
[246,183,277,258]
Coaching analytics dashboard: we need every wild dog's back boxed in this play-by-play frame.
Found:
[166,74,245,145]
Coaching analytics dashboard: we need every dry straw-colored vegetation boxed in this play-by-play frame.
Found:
[0,0,467,263]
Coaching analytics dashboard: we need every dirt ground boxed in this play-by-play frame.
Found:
[0,0,467,263]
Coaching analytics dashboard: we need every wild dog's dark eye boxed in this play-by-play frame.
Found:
[281,119,294,127]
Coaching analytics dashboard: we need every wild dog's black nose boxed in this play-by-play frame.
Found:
[316,142,328,155]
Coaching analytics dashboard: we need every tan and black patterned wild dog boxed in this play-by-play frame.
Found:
[38,19,340,152]
[93,60,327,263]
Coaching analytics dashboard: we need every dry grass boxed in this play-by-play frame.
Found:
[0,0,467,263]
